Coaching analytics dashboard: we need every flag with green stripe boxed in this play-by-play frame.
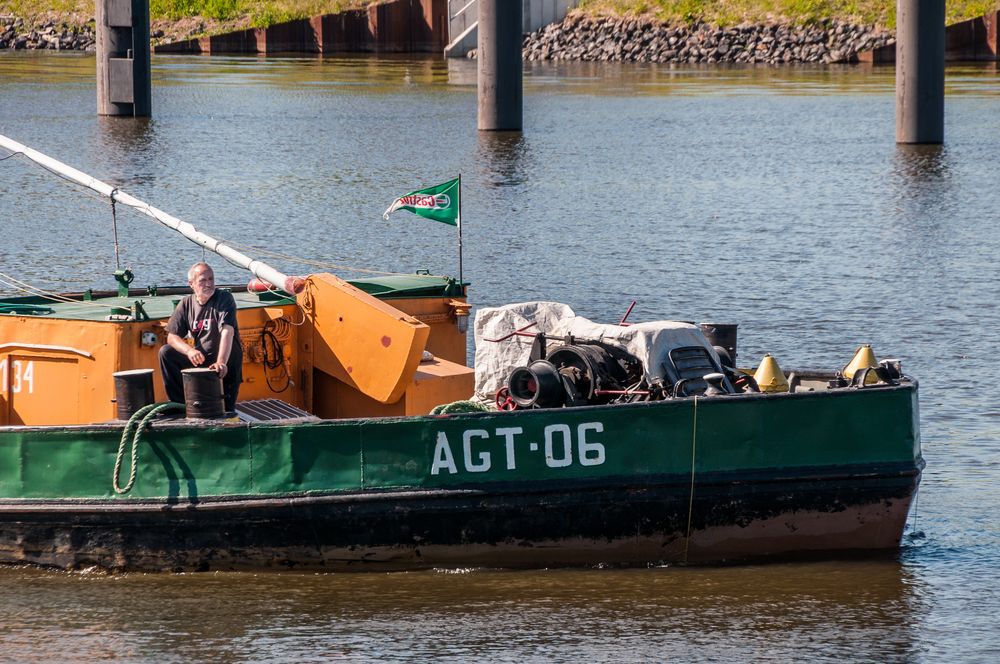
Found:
[382,177,459,226]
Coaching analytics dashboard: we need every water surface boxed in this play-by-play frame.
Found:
[1,52,999,662]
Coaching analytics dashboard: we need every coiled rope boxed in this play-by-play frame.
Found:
[430,400,490,415]
[112,402,185,494]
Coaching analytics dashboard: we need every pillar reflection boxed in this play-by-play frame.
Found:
[476,131,530,187]
[94,115,157,187]
[893,143,948,182]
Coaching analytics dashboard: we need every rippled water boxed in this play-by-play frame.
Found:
[1,52,999,661]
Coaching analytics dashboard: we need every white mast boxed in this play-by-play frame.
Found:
[0,134,304,294]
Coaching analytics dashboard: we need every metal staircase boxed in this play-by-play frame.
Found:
[445,0,579,58]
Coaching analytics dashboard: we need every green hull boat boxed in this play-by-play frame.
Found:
[0,133,922,571]
[0,378,921,571]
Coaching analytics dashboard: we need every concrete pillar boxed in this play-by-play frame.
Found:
[96,0,151,117]
[896,0,944,144]
[477,0,522,131]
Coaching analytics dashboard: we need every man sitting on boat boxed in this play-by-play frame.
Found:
[159,262,243,413]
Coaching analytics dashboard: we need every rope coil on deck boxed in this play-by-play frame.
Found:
[430,400,491,415]
[113,402,185,494]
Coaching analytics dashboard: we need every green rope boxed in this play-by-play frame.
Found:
[430,400,490,415]
[113,402,185,495]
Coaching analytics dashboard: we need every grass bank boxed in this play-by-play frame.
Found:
[2,0,997,33]
[579,1,999,29]
[0,1,373,29]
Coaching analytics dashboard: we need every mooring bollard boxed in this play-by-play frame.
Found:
[182,368,225,419]
[112,368,155,419]
[896,0,945,144]
[477,0,523,131]
[96,0,151,117]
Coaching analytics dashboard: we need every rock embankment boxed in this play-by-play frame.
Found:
[0,15,186,50]
[0,16,97,50]
[3,10,893,62]
[519,14,894,64]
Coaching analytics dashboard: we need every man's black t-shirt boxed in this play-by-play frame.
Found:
[165,289,242,362]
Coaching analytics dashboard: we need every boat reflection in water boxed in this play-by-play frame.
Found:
[0,559,927,661]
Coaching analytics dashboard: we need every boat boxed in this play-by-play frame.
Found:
[0,134,923,571]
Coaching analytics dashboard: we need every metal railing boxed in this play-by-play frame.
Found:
[445,0,580,57]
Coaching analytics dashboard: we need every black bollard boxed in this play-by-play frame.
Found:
[477,0,522,131]
[112,368,155,419]
[896,0,945,144]
[182,368,225,419]
[96,0,152,117]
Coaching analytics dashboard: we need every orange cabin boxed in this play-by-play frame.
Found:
[0,273,474,426]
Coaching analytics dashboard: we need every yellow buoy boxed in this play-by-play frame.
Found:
[843,345,878,383]
[753,353,789,393]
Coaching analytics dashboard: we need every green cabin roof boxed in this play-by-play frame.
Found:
[0,273,463,322]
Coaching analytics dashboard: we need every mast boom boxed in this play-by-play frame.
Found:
[0,134,304,294]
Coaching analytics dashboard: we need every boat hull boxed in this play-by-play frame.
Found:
[0,465,920,571]
[0,384,922,571]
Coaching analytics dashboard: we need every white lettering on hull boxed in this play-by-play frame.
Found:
[431,432,458,475]
[430,422,606,475]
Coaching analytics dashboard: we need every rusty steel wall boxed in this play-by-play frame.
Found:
[313,11,370,52]
[415,0,448,52]
[212,29,264,54]
[261,19,310,53]
[153,0,447,55]
[985,10,999,58]
[859,10,1000,64]
[374,0,410,52]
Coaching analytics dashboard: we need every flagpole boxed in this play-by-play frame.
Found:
[457,174,464,294]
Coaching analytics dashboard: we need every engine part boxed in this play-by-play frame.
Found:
[508,360,566,408]
[547,343,642,403]
[506,341,643,409]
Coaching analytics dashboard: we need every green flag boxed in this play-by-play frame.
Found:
[382,177,460,227]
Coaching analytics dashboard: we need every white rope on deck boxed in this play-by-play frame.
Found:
[0,271,112,310]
